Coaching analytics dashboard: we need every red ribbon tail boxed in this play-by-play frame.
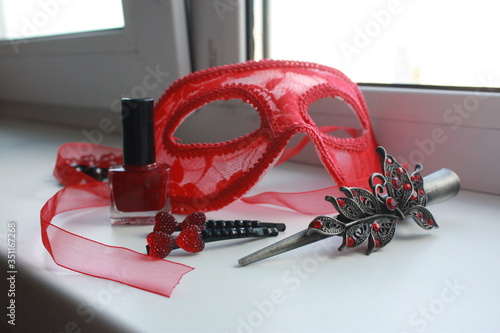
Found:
[40,182,193,297]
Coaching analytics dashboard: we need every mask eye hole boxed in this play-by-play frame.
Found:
[307,97,364,138]
[173,99,261,144]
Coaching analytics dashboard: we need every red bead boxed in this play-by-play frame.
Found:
[386,158,393,165]
[385,170,390,177]
[403,183,412,191]
[386,197,397,210]
[410,191,418,200]
[396,167,405,175]
[372,222,381,231]
[411,174,422,182]
[427,218,435,226]
[346,237,355,247]
[312,219,323,229]
[418,189,425,196]
[417,213,423,220]
[374,239,382,248]
[337,199,346,208]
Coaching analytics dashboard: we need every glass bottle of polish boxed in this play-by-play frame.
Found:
[109,98,170,225]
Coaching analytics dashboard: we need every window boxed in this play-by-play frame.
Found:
[0,0,124,41]
[0,1,191,127]
[261,0,500,89]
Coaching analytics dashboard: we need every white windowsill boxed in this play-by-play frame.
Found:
[1,115,499,332]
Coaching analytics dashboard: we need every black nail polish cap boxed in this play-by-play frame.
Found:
[121,98,156,165]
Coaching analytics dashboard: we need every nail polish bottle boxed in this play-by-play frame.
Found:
[109,98,170,225]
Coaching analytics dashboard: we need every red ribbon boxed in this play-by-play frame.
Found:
[40,180,193,298]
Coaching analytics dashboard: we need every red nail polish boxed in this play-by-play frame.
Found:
[109,98,170,225]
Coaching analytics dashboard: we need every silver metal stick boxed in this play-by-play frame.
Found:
[238,230,329,267]
[238,168,460,267]
[422,168,460,205]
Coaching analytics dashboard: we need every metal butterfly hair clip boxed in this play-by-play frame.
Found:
[238,147,460,266]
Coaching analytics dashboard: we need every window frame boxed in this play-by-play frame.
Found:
[187,0,248,71]
[0,0,191,127]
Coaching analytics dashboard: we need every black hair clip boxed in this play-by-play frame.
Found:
[199,220,285,244]
[68,153,121,181]
[70,164,109,181]
[146,212,286,258]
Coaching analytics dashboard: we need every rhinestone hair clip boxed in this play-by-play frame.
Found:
[146,211,286,258]
[238,147,461,266]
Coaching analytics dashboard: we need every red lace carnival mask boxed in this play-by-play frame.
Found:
[154,60,380,213]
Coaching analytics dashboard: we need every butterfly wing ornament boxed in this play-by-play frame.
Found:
[239,147,459,266]
[307,147,438,255]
